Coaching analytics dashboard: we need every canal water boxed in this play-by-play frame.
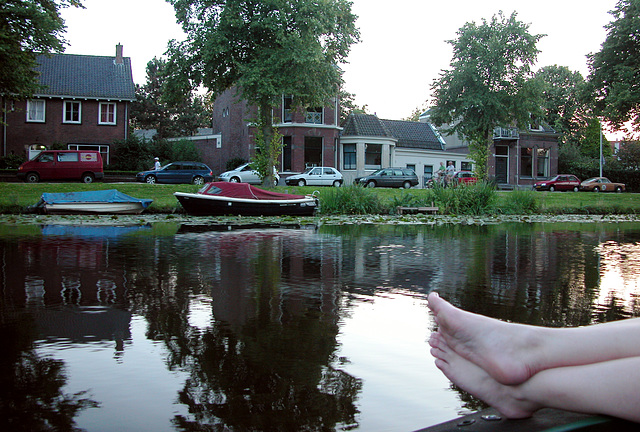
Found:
[1,220,639,431]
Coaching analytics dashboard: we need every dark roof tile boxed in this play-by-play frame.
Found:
[342,113,444,150]
[35,53,136,100]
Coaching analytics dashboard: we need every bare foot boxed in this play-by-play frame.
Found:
[430,335,540,419]
[428,292,542,385]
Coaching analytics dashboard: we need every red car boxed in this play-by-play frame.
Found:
[534,175,581,192]
[453,171,477,185]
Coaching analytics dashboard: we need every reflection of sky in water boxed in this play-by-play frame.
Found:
[597,241,640,311]
[188,294,214,330]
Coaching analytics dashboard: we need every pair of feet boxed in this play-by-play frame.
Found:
[427,292,542,419]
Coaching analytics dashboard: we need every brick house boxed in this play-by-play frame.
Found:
[1,45,135,164]
[420,111,560,187]
[209,88,341,175]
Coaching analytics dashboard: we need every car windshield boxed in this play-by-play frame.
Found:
[370,169,384,176]
[302,168,314,174]
[583,178,598,183]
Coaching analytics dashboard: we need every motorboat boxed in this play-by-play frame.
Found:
[174,182,318,216]
[34,190,153,214]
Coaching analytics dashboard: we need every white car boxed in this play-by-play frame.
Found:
[218,163,279,186]
[285,166,343,187]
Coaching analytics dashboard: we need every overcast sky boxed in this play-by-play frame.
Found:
[61,0,618,121]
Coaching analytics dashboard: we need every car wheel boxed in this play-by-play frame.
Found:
[573,186,579,192]
[298,179,306,187]
[593,186,600,192]
[193,176,205,185]
[25,172,40,183]
[229,177,240,183]
[549,186,555,192]
[366,180,376,188]
[273,178,279,187]
[145,175,157,184]
[616,186,623,192]
[82,173,95,184]
[402,181,411,189]
[333,180,342,187]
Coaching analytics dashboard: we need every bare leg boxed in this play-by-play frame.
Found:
[431,337,640,422]
[428,292,640,385]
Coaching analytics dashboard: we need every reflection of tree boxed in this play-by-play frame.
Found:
[124,232,361,431]
[0,314,99,431]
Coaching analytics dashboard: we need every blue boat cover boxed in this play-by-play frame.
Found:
[37,189,153,208]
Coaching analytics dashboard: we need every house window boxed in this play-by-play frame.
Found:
[537,148,549,177]
[63,101,81,124]
[305,107,323,124]
[343,144,356,170]
[26,100,45,122]
[520,147,533,178]
[365,144,382,169]
[99,102,116,125]
[283,96,293,123]
[282,136,292,171]
[461,161,472,171]
[424,165,433,179]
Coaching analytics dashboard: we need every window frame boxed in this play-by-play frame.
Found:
[63,101,82,124]
[99,102,117,125]
[26,99,46,123]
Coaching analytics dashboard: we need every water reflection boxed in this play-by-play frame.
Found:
[0,221,640,430]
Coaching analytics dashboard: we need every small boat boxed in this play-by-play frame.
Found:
[34,190,153,215]
[174,182,318,216]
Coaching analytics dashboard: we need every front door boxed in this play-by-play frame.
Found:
[495,157,508,183]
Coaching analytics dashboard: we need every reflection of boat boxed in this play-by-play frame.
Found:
[174,182,318,217]
[41,224,152,239]
[34,190,153,214]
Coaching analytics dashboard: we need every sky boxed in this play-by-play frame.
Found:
[60,0,619,121]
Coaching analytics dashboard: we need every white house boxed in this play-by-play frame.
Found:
[339,113,474,186]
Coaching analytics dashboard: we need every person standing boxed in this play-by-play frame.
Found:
[154,157,161,170]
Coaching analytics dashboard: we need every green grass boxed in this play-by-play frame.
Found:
[1,182,639,215]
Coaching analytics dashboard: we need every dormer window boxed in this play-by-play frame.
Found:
[306,107,323,124]
[63,101,81,124]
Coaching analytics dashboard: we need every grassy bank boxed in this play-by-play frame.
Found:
[1,182,639,215]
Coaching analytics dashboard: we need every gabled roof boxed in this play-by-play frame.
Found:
[34,53,136,101]
[342,113,444,151]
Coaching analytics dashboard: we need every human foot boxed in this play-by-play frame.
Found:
[428,292,542,385]
[430,335,540,419]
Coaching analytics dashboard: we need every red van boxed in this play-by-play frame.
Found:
[17,150,104,183]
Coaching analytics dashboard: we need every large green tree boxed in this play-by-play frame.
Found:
[429,11,544,179]
[131,57,212,139]
[589,0,640,135]
[0,0,83,98]
[166,0,359,186]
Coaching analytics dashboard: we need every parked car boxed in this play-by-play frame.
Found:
[17,150,104,184]
[533,175,581,192]
[452,171,477,185]
[355,167,419,188]
[218,163,279,186]
[285,167,343,187]
[580,177,625,192]
[136,161,214,185]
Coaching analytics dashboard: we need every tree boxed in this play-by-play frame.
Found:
[535,65,591,146]
[589,0,640,135]
[0,0,83,98]
[166,0,359,186]
[617,140,640,169]
[429,11,544,179]
[130,57,212,139]
[339,89,368,125]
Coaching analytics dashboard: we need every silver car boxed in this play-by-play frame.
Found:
[218,163,279,186]
[285,167,343,187]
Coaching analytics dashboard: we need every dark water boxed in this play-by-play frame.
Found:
[1,221,640,432]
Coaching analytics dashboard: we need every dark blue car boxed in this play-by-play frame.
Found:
[136,161,214,185]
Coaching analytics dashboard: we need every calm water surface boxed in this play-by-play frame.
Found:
[2,220,640,431]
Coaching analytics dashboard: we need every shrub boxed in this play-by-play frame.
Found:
[319,185,383,215]
[430,182,496,215]
[0,153,26,169]
[501,189,538,214]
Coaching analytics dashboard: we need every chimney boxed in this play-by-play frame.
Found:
[115,43,123,64]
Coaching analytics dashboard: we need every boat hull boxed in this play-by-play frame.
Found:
[175,192,317,216]
[44,202,148,215]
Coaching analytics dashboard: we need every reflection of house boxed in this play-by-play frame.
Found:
[1,44,136,163]
[209,89,341,175]
[339,113,475,186]
[424,111,560,187]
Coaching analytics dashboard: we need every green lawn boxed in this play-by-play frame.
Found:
[1,182,639,215]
